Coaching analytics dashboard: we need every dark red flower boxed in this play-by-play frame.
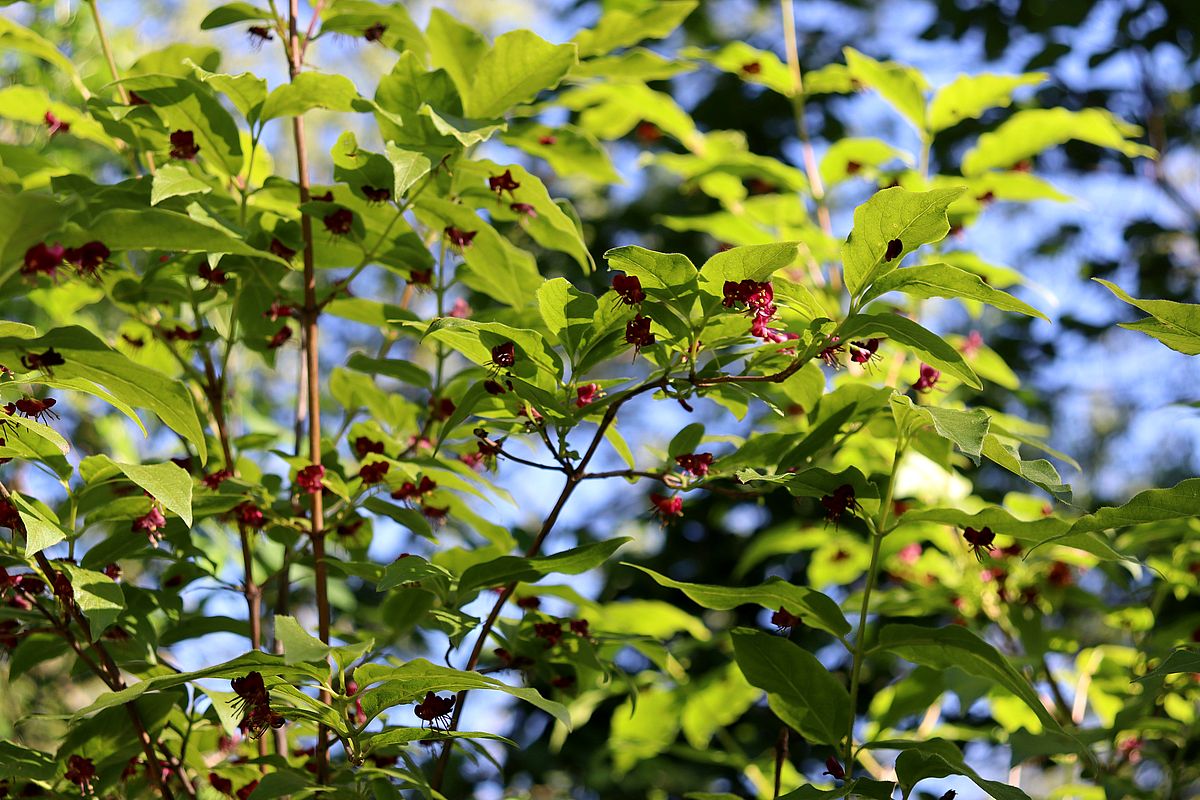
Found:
[235,502,265,529]
[266,325,293,349]
[819,485,860,526]
[488,169,520,198]
[246,25,273,48]
[209,773,234,795]
[510,202,537,218]
[169,129,200,160]
[612,274,645,305]
[22,242,65,278]
[103,563,121,581]
[198,262,227,285]
[203,469,233,490]
[849,338,881,365]
[625,314,655,354]
[237,780,260,800]
[354,437,385,458]
[429,396,456,421]
[1048,560,1073,587]
[164,324,202,342]
[534,621,563,646]
[14,396,59,424]
[884,238,903,262]
[650,492,683,521]
[823,756,846,781]
[409,267,432,287]
[538,134,557,145]
[361,185,391,203]
[576,383,602,408]
[269,238,297,261]
[45,110,70,136]
[569,618,590,637]
[516,595,541,611]
[413,691,454,729]
[323,208,354,236]
[64,241,110,277]
[359,461,390,485]
[264,298,296,321]
[913,363,941,393]
[391,476,436,502]
[846,160,862,175]
[484,379,506,395]
[422,505,449,522]
[741,61,762,74]
[363,22,387,42]
[444,226,476,249]
[296,465,325,494]
[489,341,516,371]
[551,674,575,689]
[819,336,844,368]
[64,755,95,795]
[771,607,800,633]
[962,526,995,561]
[20,347,65,375]
[635,121,662,144]
[675,452,713,477]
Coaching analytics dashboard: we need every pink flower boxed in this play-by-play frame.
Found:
[576,383,602,407]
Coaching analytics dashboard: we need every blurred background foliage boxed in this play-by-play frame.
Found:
[2,1,1199,798]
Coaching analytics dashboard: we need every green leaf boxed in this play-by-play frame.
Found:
[885,739,1031,800]
[89,207,284,264]
[962,108,1156,175]
[421,317,563,392]
[0,16,87,97]
[199,3,271,29]
[59,563,125,641]
[73,651,324,719]
[261,72,366,121]
[0,327,208,463]
[730,627,850,746]
[864,263,1048,321]
[899,506,1126,561]
[354,659,570,728]
[573,1,697,58]
[425,8,489,101]
[246,770,312,800]
[890,395,990,462]
[464,30,577,119]
[361,727,515,752]
[1070,477,1200,535]
[13,493,66,557]
[190,63,268,123]
[609,685,681,775]
[537,278,598,360]
[819,137,911,187]
[457,537,630,598]
[384,143,432,198]
[1094,278,1200,356]
[606,245,699,313]
[981,434,1071,501]
[502,123,621,184]
[842,186,965,298]
[418,104,506,146]
[838,313,981,390]
[878,624,1064,736]
[843,48,928,131]
[1136,649,1200,682]
[626,564,850,638]
[414,197,542,308]
[150,163,211,206]
[81,456,193,526]
[928,72,1046,133]
[0,742,56,781]
[275,614,332,665]
[698,242,800,304]
[118,74,244,175]
[346,352,431,389]
[681,42,792,95]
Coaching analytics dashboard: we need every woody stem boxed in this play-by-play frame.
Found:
[282,0,331,783]
[843,441,903,775]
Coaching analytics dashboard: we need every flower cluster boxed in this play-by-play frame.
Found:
[723,279,796,344]
[231,671,285,739]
